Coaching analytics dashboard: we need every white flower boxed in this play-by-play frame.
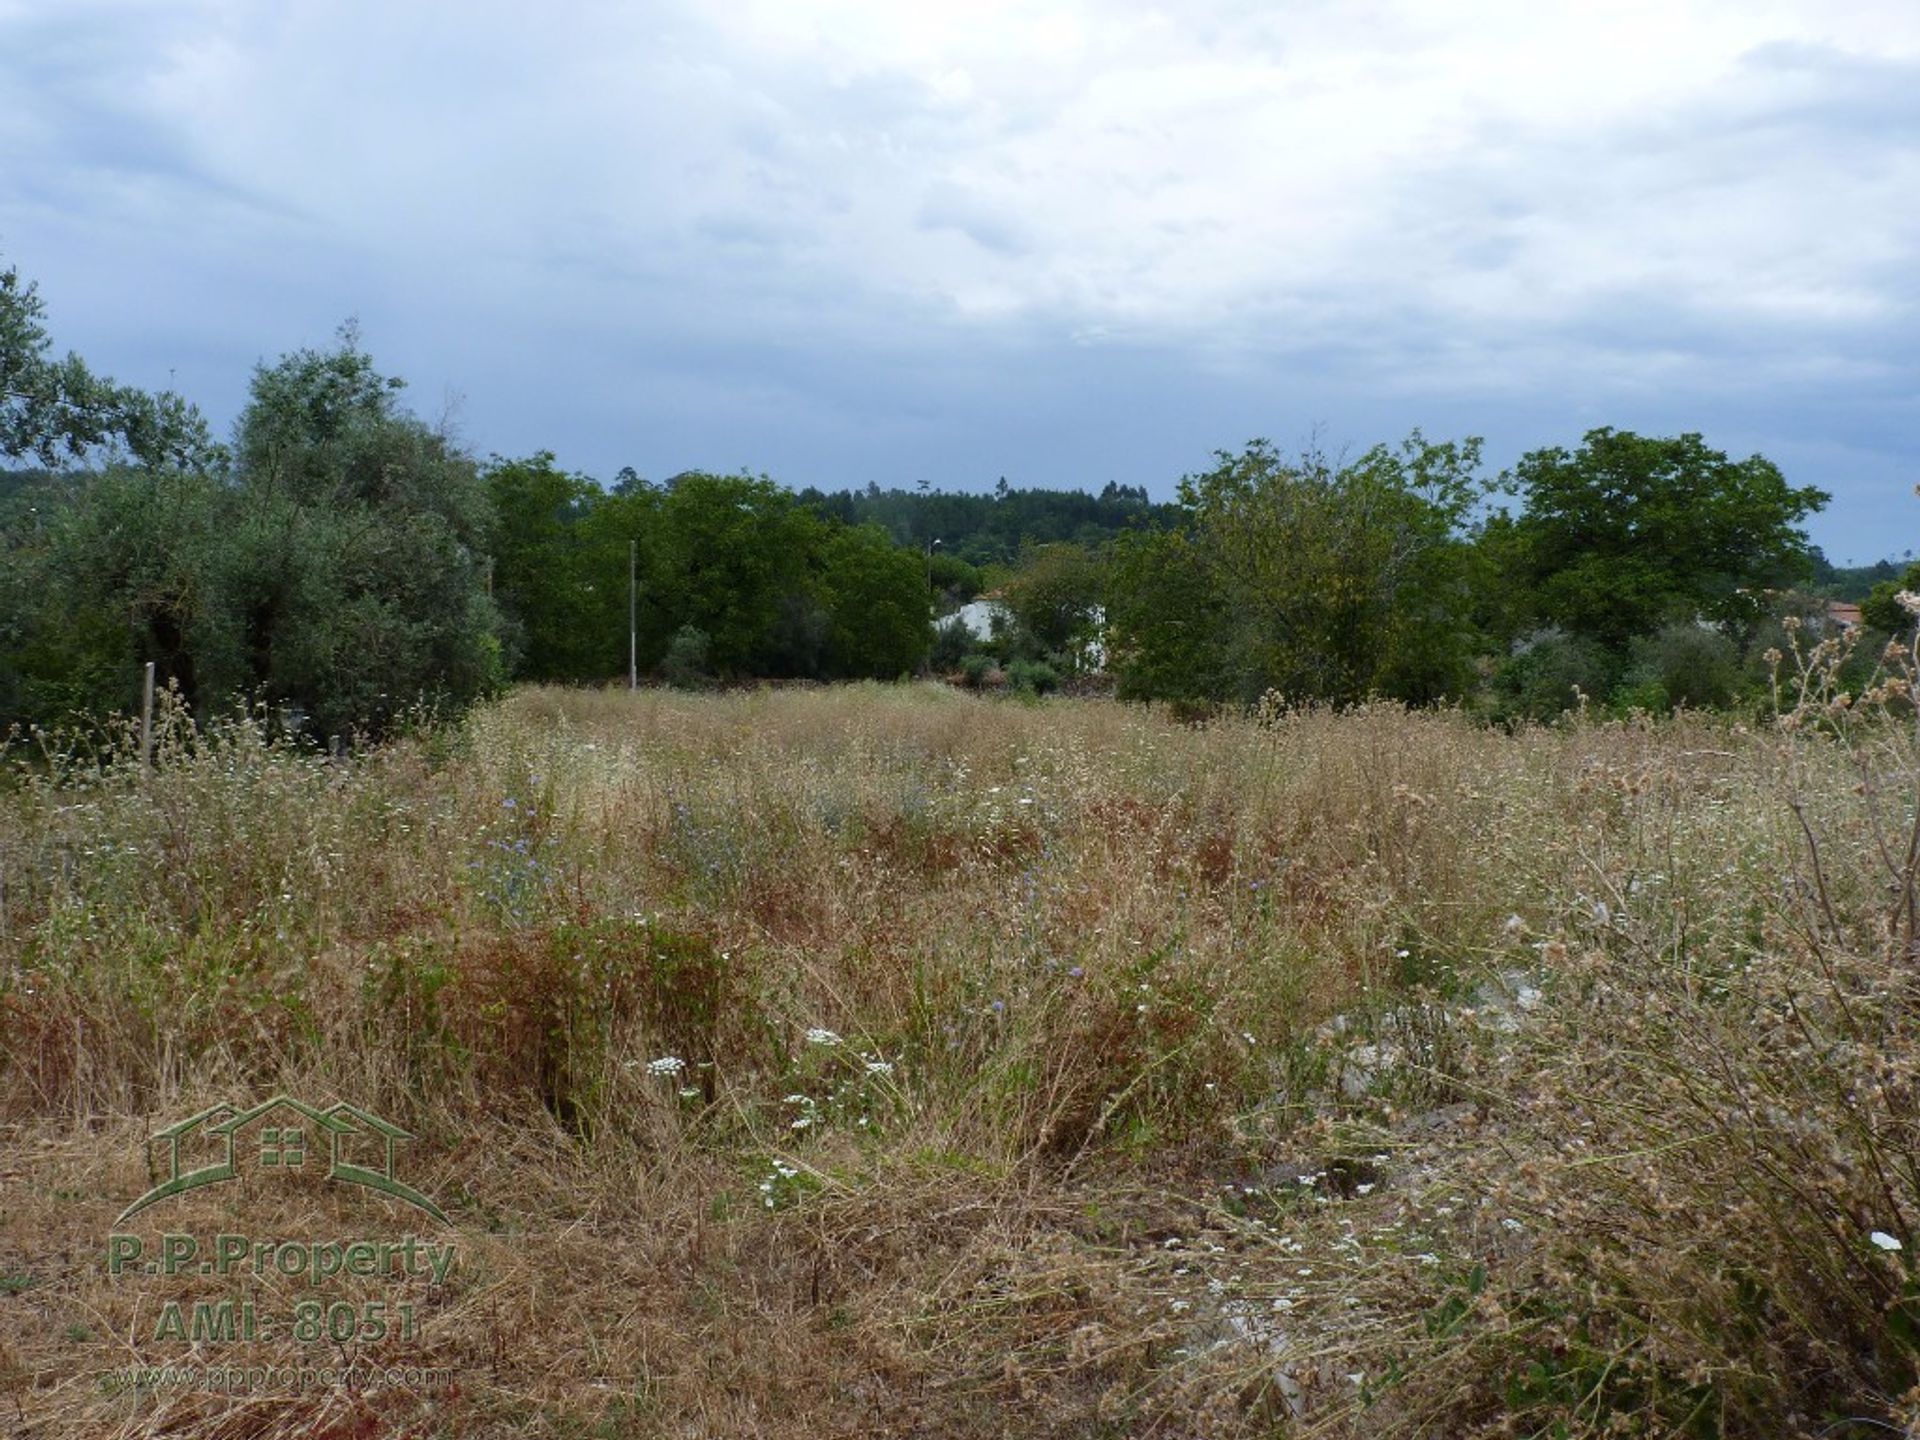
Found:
[805,1028,843,1047]
[645,1056,685,1077]
[1871,1230,1904,1252]
[863,1059,895,1076]
[1897,591,1920,618]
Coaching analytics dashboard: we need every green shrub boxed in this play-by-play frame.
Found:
[929,616,975,672]
[1623,622,1743,710]
[1487,630,1619,722]
[1004,658,1059,695]
[662,624,712,689]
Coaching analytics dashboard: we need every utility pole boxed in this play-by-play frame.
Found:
[140,661,155,769]
[628,539,638,692]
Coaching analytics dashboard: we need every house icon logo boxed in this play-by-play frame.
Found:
[119,1095,448,1225]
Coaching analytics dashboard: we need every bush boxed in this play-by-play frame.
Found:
[1622,622,1743,711]
[929,616,975,672]
[1486,630,1619,722]
[662,624,712,689]
[1004,657,1059,695]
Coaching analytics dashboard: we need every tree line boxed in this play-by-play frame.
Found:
[0,258,1893,739]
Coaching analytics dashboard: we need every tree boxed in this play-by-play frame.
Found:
[1107,433,1486,707]
[1504,429,1828,648]
[1,262,216,471]
[1105,528,1234,704]
[215,328,504,737]
[1002,541,1106,669]
[1862,562,1920,635]
[484,453,605,680]
[0,259,225,728]
[818,523,932,678]
[649,471,822,677]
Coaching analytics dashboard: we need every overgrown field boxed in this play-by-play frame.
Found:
[4,663,1919,1437]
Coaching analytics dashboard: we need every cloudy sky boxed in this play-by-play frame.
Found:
[2,0,1915,559]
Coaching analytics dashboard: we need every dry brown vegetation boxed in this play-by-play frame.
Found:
[3,643,1919,1437]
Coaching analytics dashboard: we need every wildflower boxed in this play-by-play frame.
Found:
[805,1028,843,1047]
[863,1059,894,1076]
[1871,1230,1904,1252]
[645,1056,685,1077]
[1898,591,1920,618]
[1068,966,1084,979]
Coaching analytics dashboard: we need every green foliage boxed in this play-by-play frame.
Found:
[1623,623,1745,711]
[928,616,976,672]
[0,263,218,471]
[650,471,821,676]
[818,523,932,679]
[211,328,504,737]
[1105,528,1234,704]
[959,652,996,688]
[0,302,504,736]
[483,468,932,685]
[927,551,984,609]
[661,625,712,689]
[794,477,1176,566]
[484,453,607,680]
[1486,632,1619,723]
[1003,657,1059,695]
[1862,562,1920,634]
[1108,432,1486,707]
[0,465,225,724]
[1001,542,1104,671]
[1504,429,1828,648]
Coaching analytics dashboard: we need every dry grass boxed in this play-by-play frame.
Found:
[2,651,1918,1437]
